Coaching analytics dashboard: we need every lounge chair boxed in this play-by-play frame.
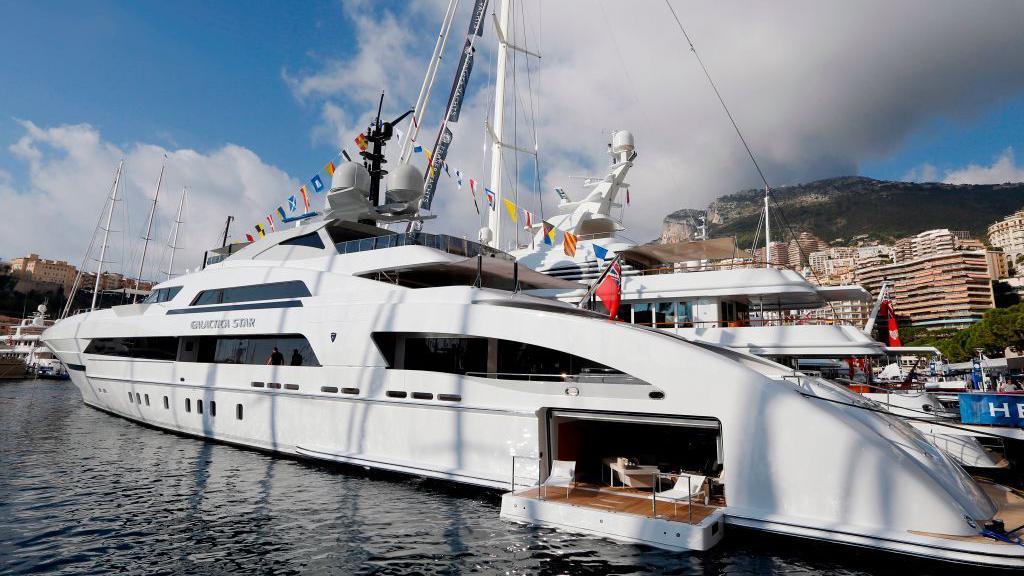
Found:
[655,473,708,513]
[542,460,576,498]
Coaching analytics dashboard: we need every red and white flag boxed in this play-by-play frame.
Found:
[883,299,902,347]
[595,260,622,319]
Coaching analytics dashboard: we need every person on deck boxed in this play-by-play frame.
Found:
[267,347,284,365]
[290,349,303,366]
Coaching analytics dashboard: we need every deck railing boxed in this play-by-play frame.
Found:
[510,455,541,491]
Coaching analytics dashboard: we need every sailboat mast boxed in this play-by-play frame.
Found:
[486,0,511,249]
[166,187,187,279]
[401,0,460,163]
[134,161,165,302]
[92,159,123,311]
[763,185,771,268]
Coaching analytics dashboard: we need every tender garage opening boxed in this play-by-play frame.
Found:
[546,410,723,491]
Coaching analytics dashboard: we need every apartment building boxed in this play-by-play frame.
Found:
[9,253,79,289]
[988,209,1024,258]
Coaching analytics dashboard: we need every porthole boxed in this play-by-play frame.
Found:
[437,394,462,402]
[649,390,665,400]
[251,382,265,388]
[386,391,408,399]
[412,392,433,400]
[321,386,339,393]
[341,387,359,395]
[284,384,299,391]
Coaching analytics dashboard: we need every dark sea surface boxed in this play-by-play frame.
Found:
[0,380,1000,575]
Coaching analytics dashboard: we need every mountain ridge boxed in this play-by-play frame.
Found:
[662,176,1024,246]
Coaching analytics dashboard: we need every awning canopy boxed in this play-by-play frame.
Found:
[359,256,584,292]
[621,237,753,267]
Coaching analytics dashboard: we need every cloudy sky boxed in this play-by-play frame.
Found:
[1,0,1023,276]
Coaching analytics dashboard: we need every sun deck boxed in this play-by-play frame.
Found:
[500,483,726,552]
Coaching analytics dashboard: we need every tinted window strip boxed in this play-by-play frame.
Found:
[386,391,407,398]
[341,387,359,395]
[251,382,265,388]
[66,363,86,371]
[320,386,339,393]
[166,300,303,315]
[411,392,433,400]
[437,394,462,402]
[284,384,299,390]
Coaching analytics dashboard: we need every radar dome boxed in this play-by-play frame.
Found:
[477,227,493,244]
[331,162,370,195]
[385,164,425,204]
[611,130,635,154]
[37,304,47,314]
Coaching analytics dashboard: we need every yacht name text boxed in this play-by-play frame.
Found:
[190,318,256,329]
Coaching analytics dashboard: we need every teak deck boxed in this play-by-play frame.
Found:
[514,483,720,525]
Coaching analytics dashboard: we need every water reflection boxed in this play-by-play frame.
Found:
[0,381,952,575]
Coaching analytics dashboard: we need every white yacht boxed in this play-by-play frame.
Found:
[41,158,1024,566]
[513,131,884,364]
[0,304,66,379]
[512,132,1015,472]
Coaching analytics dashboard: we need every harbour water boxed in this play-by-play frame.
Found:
[0,380,962,575]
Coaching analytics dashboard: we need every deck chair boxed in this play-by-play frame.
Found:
[655,473,707,513]
[542,460,576,499]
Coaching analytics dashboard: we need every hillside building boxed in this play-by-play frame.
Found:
[987,209,1024,264]
[9,253,79,290]
[788,232,827,268]
[753,241,791,267]
[892,229,980,262]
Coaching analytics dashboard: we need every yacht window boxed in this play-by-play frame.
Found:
[279,232,325,249]
[497,340,622,382]
[632,303,655,327]
[197,399,203,414]
[720,300,749,327]
[144,394,150,406]
[163,396,169,409]
[135,392,141,404]
[403,336,488,375]
[128,392,133,403]
[210,401,216,417]
[236,403,243,420]
[191,281,310,306]
[185,398,191,413]
[192,334,319,366]
[84,337,178,361]
[142,286,182,304]
[372,332,631,383]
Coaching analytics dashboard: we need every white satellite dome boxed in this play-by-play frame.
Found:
[385,164,425,204]
[611,130,634,154]
[331,162,370,195]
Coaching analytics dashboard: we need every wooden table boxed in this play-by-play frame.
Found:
[606,461,660,488]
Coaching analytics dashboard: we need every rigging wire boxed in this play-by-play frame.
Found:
[663,0,835,317]
[663,0,768,190]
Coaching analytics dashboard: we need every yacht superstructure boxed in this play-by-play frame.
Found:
[40,160,1024,566]
[1,305,66,379]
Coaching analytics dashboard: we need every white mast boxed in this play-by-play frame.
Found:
[165,187,187,280]
[92,159,123,311]
[134,160,165,302]
[400,0,460,163]
[486,0,511,249]
[763,185,771,268]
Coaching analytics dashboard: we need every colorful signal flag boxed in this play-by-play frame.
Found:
[299,185,310,211]
[255,224,266,238]
[485,188,495,210]
[503,198,517,223]
[543,222,556,246]
[325,161,336,176]
[266,214,275,232]
[288,195,297,212]
[563,231,578,257]
[276,206,287,220]
[355,133,368,151]
[311,174,325,193]
[245,233,255,242]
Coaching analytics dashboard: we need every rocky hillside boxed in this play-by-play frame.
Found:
[662,176,1024,246]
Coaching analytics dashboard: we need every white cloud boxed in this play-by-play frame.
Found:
[901,163,938,183]
[286,0,1024,243]
[0,120,297,279]
[942,147,1024,185]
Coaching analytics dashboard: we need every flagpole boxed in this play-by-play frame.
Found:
[577,254,622,309]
